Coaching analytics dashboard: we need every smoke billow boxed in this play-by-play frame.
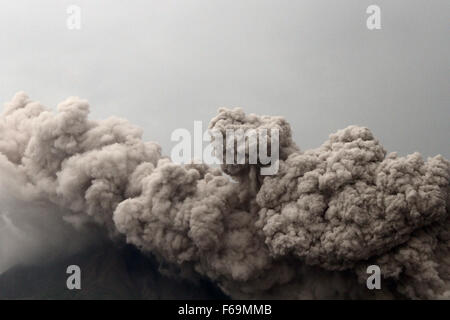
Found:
[0,92,448,299]
[0,150,104,273]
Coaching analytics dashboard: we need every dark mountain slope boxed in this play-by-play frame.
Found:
[0,244,228,300]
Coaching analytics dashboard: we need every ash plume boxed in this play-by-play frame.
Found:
[0,92,448,299]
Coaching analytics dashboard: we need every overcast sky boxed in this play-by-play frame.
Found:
[0,0,448,157]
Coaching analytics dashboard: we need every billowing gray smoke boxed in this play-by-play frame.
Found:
[0,92,449,299]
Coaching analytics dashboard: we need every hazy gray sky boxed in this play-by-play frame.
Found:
[0,0,448,157]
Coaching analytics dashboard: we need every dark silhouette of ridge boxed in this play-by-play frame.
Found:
[0,244,228,300]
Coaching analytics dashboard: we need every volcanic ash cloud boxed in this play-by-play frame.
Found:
[0,92,448,299]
